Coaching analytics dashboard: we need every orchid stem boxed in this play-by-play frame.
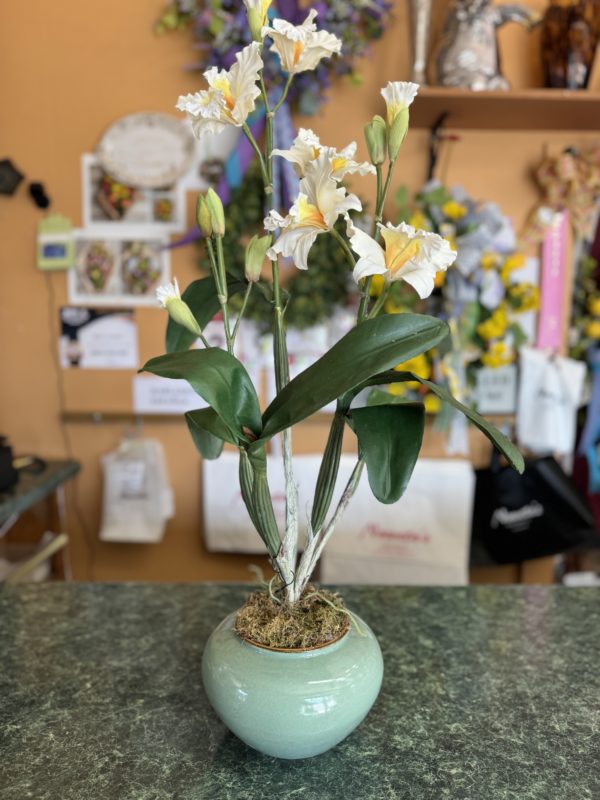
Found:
[215,237,233,354]
[272,73,293,114]
[330,227,356,272]
[358,160,396,322]
[231,282,253,344]
[257,68,298,600]
[367,285,391,319]
[242,122,269,188]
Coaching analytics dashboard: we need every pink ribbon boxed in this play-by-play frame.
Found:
[537,210,569,351]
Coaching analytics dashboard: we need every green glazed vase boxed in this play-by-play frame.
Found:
[202,609,384,759]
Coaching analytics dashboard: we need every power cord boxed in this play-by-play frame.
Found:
[44,272,96,579]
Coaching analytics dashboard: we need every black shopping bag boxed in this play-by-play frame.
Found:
[470,455,598,565]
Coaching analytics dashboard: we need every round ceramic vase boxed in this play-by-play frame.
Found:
[202,610,384,759]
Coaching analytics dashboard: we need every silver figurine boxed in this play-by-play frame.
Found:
[435,0,539,90]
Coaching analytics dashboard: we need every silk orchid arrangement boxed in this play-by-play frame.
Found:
[143,6,523,604]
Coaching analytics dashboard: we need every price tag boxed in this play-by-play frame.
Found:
[476,365,517,415]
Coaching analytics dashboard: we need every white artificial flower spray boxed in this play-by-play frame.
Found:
[147,3,522,606]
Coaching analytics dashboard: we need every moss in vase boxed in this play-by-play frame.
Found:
[234,585,350,650]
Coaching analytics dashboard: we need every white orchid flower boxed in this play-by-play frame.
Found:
[265,154,361,270]
[176,42,263,139]
[380,81,419,125]
[262,10,342,75]
[273,128,375,180]
[349,221,457,299]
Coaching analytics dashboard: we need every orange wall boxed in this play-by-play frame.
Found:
[0,0,597,580]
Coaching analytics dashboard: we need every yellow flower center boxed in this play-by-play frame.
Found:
[442,201,468,221]
[481,251,500,271]
[293,41,305,66]
[331,156,348,174]
[296,196,327,229]
[385,237,421,276]
[386,103,400,126]
[212,77,235,111]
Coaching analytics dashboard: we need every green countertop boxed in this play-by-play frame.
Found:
[1,583,599,799]
[0,460,80,524]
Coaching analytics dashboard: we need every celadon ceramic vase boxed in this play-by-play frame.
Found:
[202,610,384,759]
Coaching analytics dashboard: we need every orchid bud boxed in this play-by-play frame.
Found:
[205,188,226,237]
[364,115,387,166]
[247,8,263,41]
[156,279,202,337]
[196,194,212,237]
[388,108,409,161]
[245,235,271,283]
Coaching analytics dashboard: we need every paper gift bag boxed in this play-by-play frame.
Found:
[321,457,475,586]
[516,347,586,456]
[203,452,327,553]
[100,437,174,543]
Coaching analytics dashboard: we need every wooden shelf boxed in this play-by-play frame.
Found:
[410,87,600,131]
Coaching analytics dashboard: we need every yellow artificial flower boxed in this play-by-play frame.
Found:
[500,253,526,285]
[508,283,540,313]
[587,296,600,316]
[477,305,509,341]
[424,393,442,414]
[409,211,430,230]
[442,200,468,221]
[384,296,407,314]
[394,353,431,380]
[369,274,385,296]
[434,269,447,288]
[481,341,515,368]
[585,320,600,339]
[481,251,501,271]
[388,382,408,396]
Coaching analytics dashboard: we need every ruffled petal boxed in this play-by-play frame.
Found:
[267,226,321,269]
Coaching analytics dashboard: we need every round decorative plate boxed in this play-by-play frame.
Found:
[96,112,196,188]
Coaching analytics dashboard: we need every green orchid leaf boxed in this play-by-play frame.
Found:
[185,407,237,460]
[166,277,246,353]
[361,370,524,473]
[141,348,262,440]
[351,402,425,504]
[259,313,448,441]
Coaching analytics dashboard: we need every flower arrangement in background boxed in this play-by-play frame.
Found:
[142,5,522,617]
[380,181,539,411]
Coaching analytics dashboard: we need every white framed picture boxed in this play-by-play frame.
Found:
[81,154,186,233]
[67,228,170,307]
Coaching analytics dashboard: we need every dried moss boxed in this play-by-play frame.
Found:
[234,586,350,650]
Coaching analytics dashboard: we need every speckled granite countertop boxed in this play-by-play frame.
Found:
[1,584,599,799]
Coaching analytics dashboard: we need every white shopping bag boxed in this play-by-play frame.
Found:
[203,452,326,552]
[517,346,586,456]
[321,457,475,586]
[100,437,174,543]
